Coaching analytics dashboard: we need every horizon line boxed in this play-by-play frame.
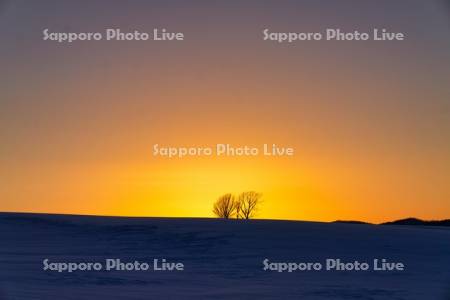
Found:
[1,211,448,225]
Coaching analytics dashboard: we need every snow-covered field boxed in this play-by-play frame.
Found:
[0,213,449,299]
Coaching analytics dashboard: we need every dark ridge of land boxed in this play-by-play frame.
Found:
[381,217,450,227]
[333,218,450,227]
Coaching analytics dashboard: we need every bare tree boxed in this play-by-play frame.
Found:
[237,191,262,219]
[213,193,237,219]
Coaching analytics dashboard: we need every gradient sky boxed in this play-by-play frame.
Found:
[1,0,449,222]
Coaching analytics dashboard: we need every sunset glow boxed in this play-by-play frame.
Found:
[1,1,449,223]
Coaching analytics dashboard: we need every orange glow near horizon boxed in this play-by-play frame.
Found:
[2,144,449,223]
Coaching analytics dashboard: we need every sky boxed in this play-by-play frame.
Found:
[1,0,449,222]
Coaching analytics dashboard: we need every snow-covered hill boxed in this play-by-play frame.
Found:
[0,213,449,299]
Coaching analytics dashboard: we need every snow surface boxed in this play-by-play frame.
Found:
[0,213,449,299]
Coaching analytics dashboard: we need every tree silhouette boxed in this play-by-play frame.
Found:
[212,191,263,219]
[237,191,262,219]
[213,193,237,219]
